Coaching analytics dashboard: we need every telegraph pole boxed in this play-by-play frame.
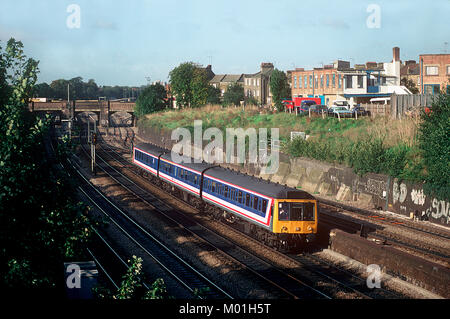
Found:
[88,114,97,175]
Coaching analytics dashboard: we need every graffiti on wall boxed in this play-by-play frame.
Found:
[392,180,449,224]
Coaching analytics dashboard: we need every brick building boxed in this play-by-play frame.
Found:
[290,60,349,106]
[243,63,274,105]
[210,74,244,97]
[419,54,450,94]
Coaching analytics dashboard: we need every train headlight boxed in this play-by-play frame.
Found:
[295,227,300,231]
[307,226,312,231]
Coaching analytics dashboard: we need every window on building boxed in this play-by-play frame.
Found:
[447,65,450,75]
[338,75,342,88]
[294,76,297,88]
[309,75,312,88]
[305,76,308,88]
[357,75,364,88]
[257,78,260,86]
[424,84,440,95]
[425,66,439,76]
[315,76,318,88]
[320,75,324,88]
[332,74,335,87]
[299,76,302,88]
[346,75,353,89]
[326,74,329,87]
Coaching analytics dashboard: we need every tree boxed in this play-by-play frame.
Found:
[134,83,167,118]
[190,68,209,108]
[0,38,93,290]
[169,62,196,108]
[418,94,450,201]
[34,82,54,98]
[401,77,419,94]
[84,79,99,99]
[206,85,221,105]
[222,82,244,107]
[50,79,69,99]
[269,69,290,111]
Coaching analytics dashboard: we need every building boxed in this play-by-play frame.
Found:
[289,47,412,107]
[290,61,347,106]
[419,54,450,94]
[210,74,244,97]
[400,60,420,93]
[243,63,274,105]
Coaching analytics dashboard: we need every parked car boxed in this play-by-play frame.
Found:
[308,104,328,114]
[333,100,351,110]
[328,106,353,118]
[352,106,369,117]
[295,100,318,114]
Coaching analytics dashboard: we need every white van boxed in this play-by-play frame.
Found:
[370,97,390,104]
[332,100,351,110]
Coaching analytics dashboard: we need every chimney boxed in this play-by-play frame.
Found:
[261,62,274,73]
[393,47,400,62]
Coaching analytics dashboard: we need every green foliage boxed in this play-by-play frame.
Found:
[222,82,244,107]
[169,62,196,108]
[191,68,209,108]
[269,69,290,110]
[417,94,450,200]
[94,256,169,300]
[0,38,93,289]
[206,85,221,105]
[169,62,218,108]
[134,83,167,118]
[287,135,417,178]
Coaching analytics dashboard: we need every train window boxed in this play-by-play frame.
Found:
[211,182,216,193]
[278,203,290,220]
[302,203,315,221]
[245,193,250,207]
[237,190,243,203]
[193,175,198,185]
[261,199,268,212]
[253,196,258,210]
[224,186,228,198]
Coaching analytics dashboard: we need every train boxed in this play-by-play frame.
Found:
[133,143,318,251]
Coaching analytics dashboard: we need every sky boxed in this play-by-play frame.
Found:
[1,0,449,86]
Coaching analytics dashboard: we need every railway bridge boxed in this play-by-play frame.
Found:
[29,100,136,126]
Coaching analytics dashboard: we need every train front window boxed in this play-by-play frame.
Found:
[278,203,290,220]
[278,202,315,221]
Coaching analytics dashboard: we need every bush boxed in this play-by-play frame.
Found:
[417,94,450,201]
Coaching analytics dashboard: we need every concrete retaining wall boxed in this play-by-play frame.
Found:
[137,124,449,226]
[329,229,450,298]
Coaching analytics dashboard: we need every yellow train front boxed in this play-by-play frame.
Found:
[270,197,318,250]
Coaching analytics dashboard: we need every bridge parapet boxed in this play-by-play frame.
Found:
[30,100,135,127]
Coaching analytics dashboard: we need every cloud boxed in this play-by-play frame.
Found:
[322,18,350,30]
[92,20,118,30]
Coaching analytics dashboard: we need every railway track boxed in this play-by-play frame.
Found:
[86,130,406,299]
[63,153,233,299]
[319,205,450,265]
[77,134,334,299]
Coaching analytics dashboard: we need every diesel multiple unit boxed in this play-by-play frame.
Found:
[133,143,318,250]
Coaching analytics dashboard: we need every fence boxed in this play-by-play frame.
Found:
[390,93,435,119]
[359,103,389,117]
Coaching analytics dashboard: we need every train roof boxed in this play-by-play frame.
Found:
[135,142,315,200]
